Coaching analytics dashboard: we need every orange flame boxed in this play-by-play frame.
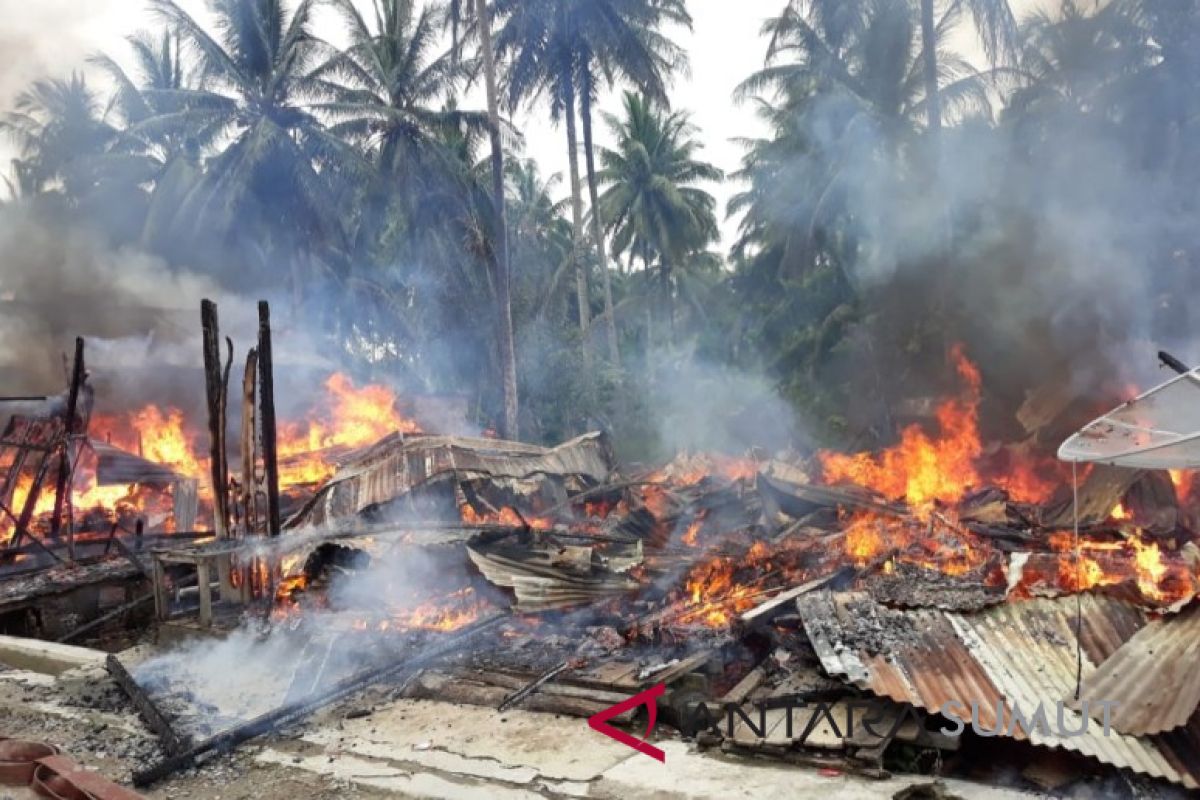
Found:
[277,373,421,486]
[819,345,982,511]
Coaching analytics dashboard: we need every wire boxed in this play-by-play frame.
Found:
[1072,458,1083,700]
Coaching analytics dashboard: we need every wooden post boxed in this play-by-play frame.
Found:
[196,560,212,628]
[201,301,229,540]
[241,349,259,535]
[50,337,85,558]
[257,302,281,537]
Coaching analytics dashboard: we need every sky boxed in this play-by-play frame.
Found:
[0,0,1052,247]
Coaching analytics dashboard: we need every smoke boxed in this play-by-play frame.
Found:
[650,349,808,455]
[770,20,1199,443]
[0,0,134,172]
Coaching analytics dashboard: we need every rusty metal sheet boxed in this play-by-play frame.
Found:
[1078,602,1200,736]
[797,591,1200,789]
[288,432,614,529]
[91,440,182,486]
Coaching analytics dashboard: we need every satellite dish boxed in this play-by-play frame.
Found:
[1059,368,1200,469]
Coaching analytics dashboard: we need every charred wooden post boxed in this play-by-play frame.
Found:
[240,348,259,535]
[49,337,85,556]
[201,300,230,540]
[258,302,281,538]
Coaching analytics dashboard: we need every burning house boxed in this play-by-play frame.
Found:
[1,301,1198,800]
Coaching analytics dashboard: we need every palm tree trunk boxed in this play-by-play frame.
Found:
[563,76,592,370]
[474,0,519,440]
[580,83,619,367]
[920,0,942,136]
[661,257,674,344]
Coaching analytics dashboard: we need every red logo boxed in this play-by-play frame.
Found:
[587,683,666,762]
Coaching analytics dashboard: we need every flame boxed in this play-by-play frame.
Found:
[1169,470,1193,505]
[1041,531,1196,604]
[459,504,553,529]
[92,406,205,478]
[1111,502,1129,521]
[277,373,420,487]
[819,345,983,511]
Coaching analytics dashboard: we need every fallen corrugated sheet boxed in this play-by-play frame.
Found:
[287,432,614,528]
[796,591,1200,789]
[1077,602,1200,736]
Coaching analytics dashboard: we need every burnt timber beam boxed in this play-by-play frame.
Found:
[106,654,191,757]
[201,300,230,540]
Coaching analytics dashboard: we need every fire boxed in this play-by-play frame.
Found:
[844,513,885,563]
[1,474,56,544]
[1041,531,1196,604]
[1111,502,1129,521]
[819,345,983,511]
[459,504,553,529]
[92,406,205,478]
[1169,470,1193,505]
[280,374,417,451]
[395,588,485,631]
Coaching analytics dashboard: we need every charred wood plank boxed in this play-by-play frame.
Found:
[106,654,190,757]
[740,568,853,624]
[133,612,507,787]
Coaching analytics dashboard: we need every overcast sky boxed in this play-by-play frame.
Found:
[0,0,1051,247]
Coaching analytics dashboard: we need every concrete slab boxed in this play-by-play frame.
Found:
[263,698,1046,800]
[592,740,1040,800]
[0,634,105,675]
[299,697,635,783]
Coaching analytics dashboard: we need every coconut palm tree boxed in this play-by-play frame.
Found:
[139,0,368,290]
[493,0,594,373]
[493,0,691,368]
[441,0,519,438]
[0,72,116,202]
[597,92,721,343]
[90,29,199,165]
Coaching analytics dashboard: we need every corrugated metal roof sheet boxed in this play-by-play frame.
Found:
[796,591,1200,789]
[90,439,183,486]
[288,432,614,528]
[1078,602,1200,736]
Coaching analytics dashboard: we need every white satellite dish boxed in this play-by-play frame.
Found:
[1059,368,1200,468]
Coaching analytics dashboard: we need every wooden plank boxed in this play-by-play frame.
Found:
[196,561,212,628]
[720,665,766,705]
[741,571,848,624]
